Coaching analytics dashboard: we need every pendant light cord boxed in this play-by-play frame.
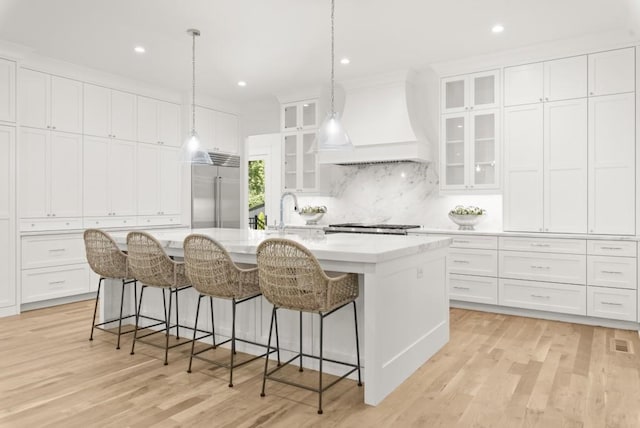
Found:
[330,0,335,115]
[191,30,196,134]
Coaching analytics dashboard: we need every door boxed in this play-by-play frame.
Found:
[282,134,298,190]
[282,102,299,131]
[543,56,587,102]
[20,128,48,218]
[158,101,180,147]
[301,132,317,190]
[217,166,241,228]
[49,132,82,217]
[83,136,110,216]
[588,93,635,235]
[504,62,544,106]
[469,110,498,189]
[0,126,14,308]
[159,146,181,215]
[441,113,468,189]
[137,96,159,144]
[588,48,635,97]
[191,164,216,228]
[110,90,136,141]
[109,140,137,216]
[0,58,15,123]
[19,68,49,129]
[544,99,587,233]
[50,76,83,134]
[503,104,544,232]
[214,111,239,153]
[83,83,111,138]
[136,143,160,215]
[470,70,499,110]
[195,106,215,151]
[441,75,467,113]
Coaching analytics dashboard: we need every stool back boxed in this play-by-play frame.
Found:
[83,228,128,279]
[183,234,240,298]
[256,238,327,312]
[126,231,179,287]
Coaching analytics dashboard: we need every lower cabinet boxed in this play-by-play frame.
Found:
[499,278,586,316]
[450,274,498,304]
[586,286,637,322]
[21,233,91,304]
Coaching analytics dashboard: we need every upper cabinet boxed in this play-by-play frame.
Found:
[588,48,635,97]
[504,56,587,106]
[20,69,83,133]
[0,58,16,123]
[281,100,318,131]
[84,83,136,141]
[137,96,181,147]
[441,70,499,113]
[194,105,239,154]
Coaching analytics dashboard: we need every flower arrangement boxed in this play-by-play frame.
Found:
[448,205,486,230]
[299,205,327,214]
[448,205,486,216]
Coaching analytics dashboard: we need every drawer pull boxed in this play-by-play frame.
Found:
[48,280,66,285]
[453,240,470,244]
[601,301,623,306]
[601,246,622,250]
[48,248,67,252]
[531,294,551,299]
[453,260,470,264]
[531,243,550,247]
[453,286,470,290]
[530,265,551,270]
[601,270,623,275]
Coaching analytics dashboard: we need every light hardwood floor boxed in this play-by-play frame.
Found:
[1,300,640,427]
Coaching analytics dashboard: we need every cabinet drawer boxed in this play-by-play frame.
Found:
[20,218,83,232]
[499,278,586,315]
[587,240,636,257]
[450,274,498,304]
[449,235,498,250]
[22,235,86,269]
[587,256,636,290]
[587,286,637,322]
[499,251,586,284]
[448,249,497,277]
[83,216,138,229]
[138,215,181,226]
[499,237,586,254]
[21,264,90,303]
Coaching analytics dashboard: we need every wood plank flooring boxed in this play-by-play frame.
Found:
[1,301,640,427]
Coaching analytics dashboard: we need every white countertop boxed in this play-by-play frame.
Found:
[409,227,640,241]
[110,227,452,264]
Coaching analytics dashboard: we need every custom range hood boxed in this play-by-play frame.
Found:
[317,70,432,165]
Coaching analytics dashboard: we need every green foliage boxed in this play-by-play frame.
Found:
[257,211,266,230]
[248,160,265,209]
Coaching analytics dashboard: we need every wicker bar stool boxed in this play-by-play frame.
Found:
[183,234,280,387]
[256,238,362,415]
[84,229,157,349]
[126,231,207,365]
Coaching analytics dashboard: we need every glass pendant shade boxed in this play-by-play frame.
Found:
[181,130,213,164]
[316,112,353,151]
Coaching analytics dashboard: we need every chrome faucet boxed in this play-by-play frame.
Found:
[279,192,299,230]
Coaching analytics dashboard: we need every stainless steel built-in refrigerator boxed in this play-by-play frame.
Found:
[191,153,241,229]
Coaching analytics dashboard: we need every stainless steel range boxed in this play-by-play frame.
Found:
[324,223,421,235]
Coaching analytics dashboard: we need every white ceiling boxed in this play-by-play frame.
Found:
[0,0,635,103]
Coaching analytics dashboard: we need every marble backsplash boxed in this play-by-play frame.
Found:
[286,162,503,231]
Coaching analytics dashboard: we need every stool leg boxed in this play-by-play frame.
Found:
[299,311,303,372]
[187,295,202,373]
[353,301,362,386]
[115,279,126,349]
[89,278,103,341]
[318,312,324,415]
[164,288,172,365]
[260,306,276,398]
[209,297,216,348]
[229,298,237,387]
[274,309,281,366]
[175,287,180,340]
[130,285,146,355]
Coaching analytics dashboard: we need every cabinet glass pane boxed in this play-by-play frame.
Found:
[445,116,465,185]
[302,133,316,188]
[445,79,465,110]
[284,105,297,129]
[473,113,496,186]
[284,135,297,189]
[302,103,316,128]
[474,75,495,106]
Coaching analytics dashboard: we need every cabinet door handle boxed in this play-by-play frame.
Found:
[47,125,51,129]
[589,91,594,95]
[539,98,543,102]
[531,294,551,299]
[545,97,549,101]
[453,286,470,290]
[469,106,474,110]
[601,270,623,275]
[52,213,56,217]
[602,301,623,306]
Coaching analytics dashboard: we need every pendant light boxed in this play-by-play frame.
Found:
[315,0,353,151]
[181,28,213,165]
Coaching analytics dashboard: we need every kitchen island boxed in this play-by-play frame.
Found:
[106,228,451,406]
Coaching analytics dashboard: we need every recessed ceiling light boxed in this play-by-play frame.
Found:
[340,58,350,65]
[134,46,146,53]
[492,24,504,33]
[237,81,247,87]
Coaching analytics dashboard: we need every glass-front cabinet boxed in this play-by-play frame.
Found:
[441,70,500,114]
[282,132,318,192]
[281,100,318,132]
[441,109,499,191]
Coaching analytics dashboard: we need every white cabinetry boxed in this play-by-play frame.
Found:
[0,126,15,311]
[83,136,137,218]
[281,98,320,193]
[194,106,239,153]
[84,83,136,141]
[587,93,635,235]
[20,69,83,133]
[441,70,499,113]
[19,128,82,221]
[281,99,318,131]
[137,143,181,218]
[137,96,181,147]
[0,58,16,123]
[504,56,587,106]
[588,48,635,96]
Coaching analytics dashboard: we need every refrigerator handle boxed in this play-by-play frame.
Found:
[217,176,223,227]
